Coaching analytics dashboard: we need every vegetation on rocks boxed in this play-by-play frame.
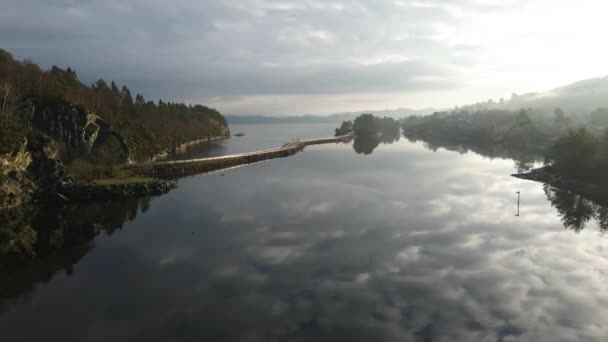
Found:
[0,48,230,208]
[0,133,65,209]
[336,114,401,155]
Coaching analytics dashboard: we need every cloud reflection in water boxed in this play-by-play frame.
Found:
[1,137,608,341]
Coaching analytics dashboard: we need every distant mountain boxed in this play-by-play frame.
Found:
[226,115,335,124]
[229,75,608,125]
[227,107,438,124]
[459,75,608,115]
[329,108,439,120]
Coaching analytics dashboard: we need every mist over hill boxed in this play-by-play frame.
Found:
[228,75,608,126]
[458,75,608,116]
[226,107,437,124]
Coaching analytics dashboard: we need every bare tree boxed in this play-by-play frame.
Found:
[0,81,24,153]
[0,81,15,125]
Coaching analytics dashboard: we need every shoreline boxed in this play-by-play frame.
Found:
[512,166,608,204]
[2,134,353,208]
[131,135,353,179]
[150,135,230,162]
[57,178,176,203]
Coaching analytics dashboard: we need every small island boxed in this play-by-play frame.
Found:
[335,113,400,154]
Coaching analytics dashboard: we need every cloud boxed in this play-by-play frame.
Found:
[3,0,608,114]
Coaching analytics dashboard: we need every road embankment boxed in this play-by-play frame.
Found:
[128,135,352,179]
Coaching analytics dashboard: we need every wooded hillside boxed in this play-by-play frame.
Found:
[0,49,229,161]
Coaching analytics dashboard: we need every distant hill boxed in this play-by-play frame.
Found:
[459,75,608,115]
[226,115,335,124]
[228,75,608,125]
[227,107,438,124]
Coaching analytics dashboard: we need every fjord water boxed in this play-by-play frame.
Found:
[1,124,608,341]
[161,123,337,160]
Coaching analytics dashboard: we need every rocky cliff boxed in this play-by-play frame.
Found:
[0,134,65,210]
[24,99,130,163]
[0,99,232,210]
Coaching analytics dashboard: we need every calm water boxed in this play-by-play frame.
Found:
[163,123,339,160]
[1,124,608,342]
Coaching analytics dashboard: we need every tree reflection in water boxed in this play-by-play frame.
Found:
[403,131,542,173]
[353,135,382,155]
[0,197,153,309]
[353,130,401,155]
[543,185,608,233]
[403,130,608,233]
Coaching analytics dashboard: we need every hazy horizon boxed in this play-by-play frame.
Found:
[3,0,608,116]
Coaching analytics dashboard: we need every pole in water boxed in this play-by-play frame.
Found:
[515,191,520,217]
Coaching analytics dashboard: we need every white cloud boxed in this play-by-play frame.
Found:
[2,0,608,114]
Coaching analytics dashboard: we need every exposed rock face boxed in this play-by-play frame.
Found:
[216,122,231,137]
[24,100,130,163]
[0,135,65,210]
[0,145,31,209]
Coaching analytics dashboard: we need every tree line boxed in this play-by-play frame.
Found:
[0,48,228,160]
[545,128,608,184]
[335,114,400,137]
[401,106,608,184]
[335,114,401,155]
[400,108,572,152]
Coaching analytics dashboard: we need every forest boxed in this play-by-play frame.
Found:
[335,114,401,155]
[335,114,400,137]
[545,128,608,184]
[401,107,608,185]
[0,48,228,162]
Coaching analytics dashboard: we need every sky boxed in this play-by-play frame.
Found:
[2,0,608,115]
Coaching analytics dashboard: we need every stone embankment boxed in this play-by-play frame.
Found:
[58,180,176,203]
[129,135,352,179]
